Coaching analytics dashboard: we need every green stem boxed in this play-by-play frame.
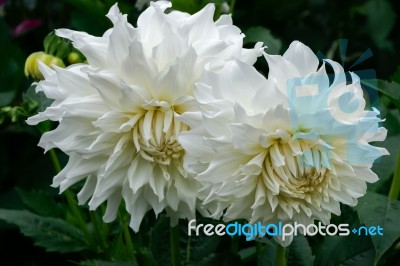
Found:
[90,211,108,250]
[122,218,136,261]
[256,242,263,265]
[49,149,62,172]
[389,149,400,201]
[230,235,239,254]
[256,241,263,253]
[65,190,92,240]
[48,149,92,244]
[185,235,191,263]
[276,245,286,266]
[229,0,236,14]
[170,225,181,266]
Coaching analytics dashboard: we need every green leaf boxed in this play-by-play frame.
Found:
[363,0,395,50]
[369,135,400,191]
[137,247,157,266]
[255,238,278,266]
[244,26,282,55]
[355,192,400,263]
[109,230,126,260]
[361,80,400,109]
[287,235,314,266]
[43,31,73,59]
[339,249,375,266]
[378,80,400,102]
[186,232,220,262]
[16,188,63,218]
[24,84,53,112]
[0,209,89,253]
[239,246,256,263]
[314,234,375,266]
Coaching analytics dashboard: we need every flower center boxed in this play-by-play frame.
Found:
[261,140,330,200]
[133,109,188,166]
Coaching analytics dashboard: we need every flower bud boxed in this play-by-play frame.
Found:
[24,52,65,80]
[67,51,83,64]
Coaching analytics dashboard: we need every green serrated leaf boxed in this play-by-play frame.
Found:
[244,26,281,55]
[0,209,89,253]
[378,80,400,102]
[355,192,400,263]
[314,234,374,266]
[286,235,314,266]
[16,188,63,218]
[362,80,400,109]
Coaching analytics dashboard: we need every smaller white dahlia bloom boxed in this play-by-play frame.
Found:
[179,41,388,245]
[27,1,262,231]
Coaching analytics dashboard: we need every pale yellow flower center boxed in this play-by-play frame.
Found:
[133,109,188,167]
[261,139,329,200]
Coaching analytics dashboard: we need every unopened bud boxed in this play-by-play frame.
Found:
[67,51,83,64]
[24,52,65,80]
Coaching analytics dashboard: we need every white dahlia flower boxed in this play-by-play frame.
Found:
[27,1,263,231]
[179,41,388,245]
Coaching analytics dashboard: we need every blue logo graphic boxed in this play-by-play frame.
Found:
[286,39,383,166]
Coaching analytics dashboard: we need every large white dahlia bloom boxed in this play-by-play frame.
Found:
[179,41,388,245]
[27,1,262,231]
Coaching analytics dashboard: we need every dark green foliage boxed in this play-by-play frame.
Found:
[0,209,89,253]
[287,236,314,266]
[356,192,400,263]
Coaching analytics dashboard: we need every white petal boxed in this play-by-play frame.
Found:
[103,189,122,222]
[77,175,97,204]
[283,41,319,76]
[127,158,153,193]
